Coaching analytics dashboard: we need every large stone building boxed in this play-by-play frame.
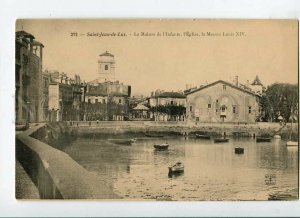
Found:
[15,31,45,125]
[185,80,262,123]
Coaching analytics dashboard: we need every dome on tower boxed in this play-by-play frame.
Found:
[99,51,114,57]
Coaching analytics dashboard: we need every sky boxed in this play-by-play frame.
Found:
[16,19,298,96]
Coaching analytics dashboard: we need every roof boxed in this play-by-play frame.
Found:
[251,75,263,86]
[87,86,107,96]
[32,40,44,47]
[16,31,35,39]
[156,92,186,99]
[185,80,261,98]
[133,104,149,110]
[99,51,114,57]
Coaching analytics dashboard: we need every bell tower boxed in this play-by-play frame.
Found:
[98,51,115,82]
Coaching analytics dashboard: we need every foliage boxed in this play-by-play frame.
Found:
[149,105,186,117]
[261,83,298,122]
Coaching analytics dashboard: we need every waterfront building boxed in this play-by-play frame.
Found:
[48,71,83,121]
[148,90,186,121]
[15,31,45,125]
[84,81,131,121]
[185,80,262,123]
[130,104,150,120]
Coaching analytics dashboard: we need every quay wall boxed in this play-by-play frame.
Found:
[16,123,120,199]
[68,121,284,137]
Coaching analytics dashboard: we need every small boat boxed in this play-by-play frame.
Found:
[154,143,169,150]
[286,140,298,147]
[214,138,229,143]
[168,162,184,174]
[145,134,164,138]
[235,147,244,154]
[130,138,137,143]
[195,134,210,139]
[110,139,133,146]
[256,137,272,143]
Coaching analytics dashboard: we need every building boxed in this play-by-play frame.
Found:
[48,71,83,121]
[98,51,116,82]
[148,90,186,121]
[15,30,45,126]
[185,80,262,123]
[250,75,266,96]
[84,51,131,121]
[84,81,131,121]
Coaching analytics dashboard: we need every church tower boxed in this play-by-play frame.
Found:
[250,75,265,96]
[98,51,115,82]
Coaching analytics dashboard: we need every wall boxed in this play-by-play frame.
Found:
[16,123,120,199]
[186,82,260,123]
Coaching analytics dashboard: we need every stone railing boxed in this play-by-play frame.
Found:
[16,123,120,199]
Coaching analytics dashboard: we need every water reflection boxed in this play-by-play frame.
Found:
[64,136,298,200]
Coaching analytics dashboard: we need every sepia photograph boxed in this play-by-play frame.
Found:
[15,19,298,201]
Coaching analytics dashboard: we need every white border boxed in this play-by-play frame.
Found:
[0,0,299,217]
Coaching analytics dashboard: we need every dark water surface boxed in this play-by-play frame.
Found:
[64,136,298,200]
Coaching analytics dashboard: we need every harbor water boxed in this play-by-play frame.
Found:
[64,136,298,200]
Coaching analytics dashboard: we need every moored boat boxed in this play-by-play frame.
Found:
[235,147,244,154]
[154,143,169,150]
[130,138,137,143]
[110,139,133,145]
[256,137,272,143]
[214,138,229,143]
[145,134,164,138]
[195,134,210,139]
[168,161,184,174]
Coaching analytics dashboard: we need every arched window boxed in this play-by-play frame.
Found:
[105,65,108,70]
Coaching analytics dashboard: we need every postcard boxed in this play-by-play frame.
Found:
[15,19,298,200]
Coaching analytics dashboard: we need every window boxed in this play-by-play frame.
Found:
[105,65,108,70]
[216,109,218,112]
[95,99,98,103]
[248,106,251,114]
[223,85,226,90]
[233,105,236,114]
[208,104,211,108]
[216,100,218,103]
[119,99,122,104]
[190,106,193,112]
[171,100,174,105]
[103,99,106,104]
[88,99,91,103]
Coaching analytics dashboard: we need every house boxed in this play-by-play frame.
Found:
[148,91,186,121]
[185,80,262,123]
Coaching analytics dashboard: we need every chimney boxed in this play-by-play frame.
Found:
[235,76,239,86]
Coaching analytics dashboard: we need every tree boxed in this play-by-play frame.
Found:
[261,83,298,122]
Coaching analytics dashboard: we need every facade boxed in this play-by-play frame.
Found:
[186,80,262,123]
[15,31,45,125]
[84,81,131,121]
[48,72,83,121]
[148,91,186,121]
[98,51,116,82]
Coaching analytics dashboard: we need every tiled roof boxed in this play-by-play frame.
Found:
[133,104,149,110]
[157,92,186,98]
[16,31,35,39]
[185,80,261,98]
